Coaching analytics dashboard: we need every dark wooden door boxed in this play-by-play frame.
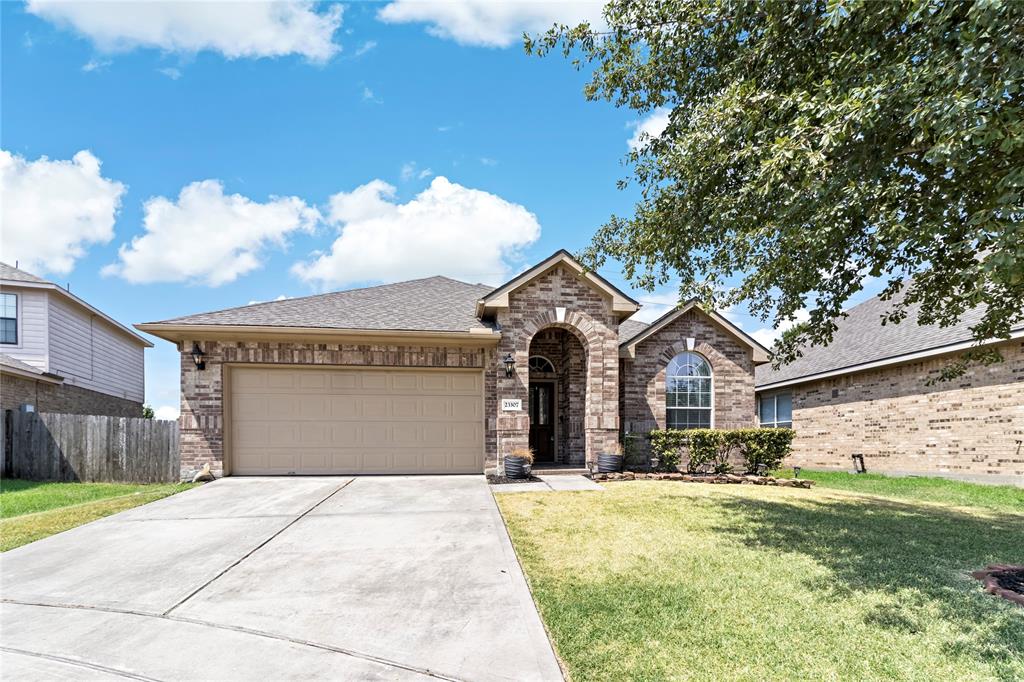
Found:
[529,382,555,462]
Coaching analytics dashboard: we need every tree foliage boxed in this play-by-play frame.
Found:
[528,0,1024,371]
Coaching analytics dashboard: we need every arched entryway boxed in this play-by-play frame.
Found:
[527,328,587,465]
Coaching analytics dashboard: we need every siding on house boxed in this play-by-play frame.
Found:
[0,286,49,371]
[47,294,146,403]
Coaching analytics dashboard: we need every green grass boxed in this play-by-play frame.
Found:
[0,480,196,551]
[773,469,1024,513]
[498,481,1024,681]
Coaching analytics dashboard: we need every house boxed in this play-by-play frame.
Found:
[0,263,152,417]
[755,290,1024,484]
[136,250,769,479]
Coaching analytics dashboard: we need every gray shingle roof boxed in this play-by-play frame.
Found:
[0,353,45,376]
[150,276,495,333]
[0,262,48,284]
[755,289,1020,387]
[619,318,649,344]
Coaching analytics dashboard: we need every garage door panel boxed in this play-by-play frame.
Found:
[361,397,388,418]
[267,424,297,446]
[361,374,388,391]
[391,373,419,391]
[451,396,482,419]
[451,374,481,393]
[231,367,483,475]
[330,373,359,390]
[267,372,298,389]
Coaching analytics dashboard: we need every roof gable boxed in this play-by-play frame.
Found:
[620,300,770,364]
[477,250,639,317]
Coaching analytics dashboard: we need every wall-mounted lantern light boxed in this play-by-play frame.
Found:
[191,343,206,370]
[502,352,515,377]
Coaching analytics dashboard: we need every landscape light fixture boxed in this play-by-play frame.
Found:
[502,353,516,377]
[852,453,867,474]
[793,466,802,479]
[191,343,206,370]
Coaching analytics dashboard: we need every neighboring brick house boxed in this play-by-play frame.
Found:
[755,291,1024,485]
[0,262,152,417]
[137,250,769,479]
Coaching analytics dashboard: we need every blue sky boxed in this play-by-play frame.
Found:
[1,1,880,418]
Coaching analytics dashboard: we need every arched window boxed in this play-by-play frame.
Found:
[528,355,556,373]
[666,352,712,429]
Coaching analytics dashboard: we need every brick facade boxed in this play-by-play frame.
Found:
[179,340,492,479]
[1,373,143,417]
[620,308,757,459]
[174,264,760,478]
[490,264,621,473]
[778,339,1024,482]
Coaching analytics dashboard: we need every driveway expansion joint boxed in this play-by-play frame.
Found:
[162,478,355,616]
[1,645,162,682]
[2,599,465,682]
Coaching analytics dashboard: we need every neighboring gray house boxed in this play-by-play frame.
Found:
[0,262,152,417]
[755,290,1024,484]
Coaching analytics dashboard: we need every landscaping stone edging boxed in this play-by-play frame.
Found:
[592,472,814,488]
[971,565,1024,607]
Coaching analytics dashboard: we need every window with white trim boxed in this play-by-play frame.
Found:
[0,293,16,344]
[758,391,792,428]
[666,351,712,429]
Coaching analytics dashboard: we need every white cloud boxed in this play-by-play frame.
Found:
[628,107,671,150]
[633,290,681,323]
[81,57,110,72]
[153,405,180,421]
[26,0,343,62]
[0,149,125,276]
[479,157,498,166]
[362,86,382,103]
[751,309,810,348]
[158,67,182,80]
[353,39,377,57]
[247,294,292,305]
[103,180,320,286]
[293,176,540,288]
[377,0,604,48]
[400,162,433,181]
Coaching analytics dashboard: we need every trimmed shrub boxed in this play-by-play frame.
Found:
[648,428,794,473]
[648,429,687,471]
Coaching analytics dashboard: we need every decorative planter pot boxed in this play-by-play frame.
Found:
[505,456,531,479]
[597,453,623,474]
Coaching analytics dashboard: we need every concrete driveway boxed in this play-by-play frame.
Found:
[0,476,563,681]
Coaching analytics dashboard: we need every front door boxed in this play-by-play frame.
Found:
[528,382,555,462]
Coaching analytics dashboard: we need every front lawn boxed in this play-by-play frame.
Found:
[498,481,1024,681]
[0,480,196,552]
[774,469,1024,513]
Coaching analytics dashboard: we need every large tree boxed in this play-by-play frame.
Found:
[528,0,1023,373]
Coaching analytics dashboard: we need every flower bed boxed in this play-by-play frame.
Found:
[971,564,1024,606]
[593,471,814,488]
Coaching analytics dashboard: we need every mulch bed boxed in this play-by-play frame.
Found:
[971,565,1024,606]
[486,473,545,485]
[593,471,814,488]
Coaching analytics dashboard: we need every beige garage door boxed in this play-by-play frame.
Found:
[229,367,484,475]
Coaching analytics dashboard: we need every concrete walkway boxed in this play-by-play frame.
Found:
[0,476,563,681]
[491,474,604,494]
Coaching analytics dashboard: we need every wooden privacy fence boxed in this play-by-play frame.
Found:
[3,410,179,483]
